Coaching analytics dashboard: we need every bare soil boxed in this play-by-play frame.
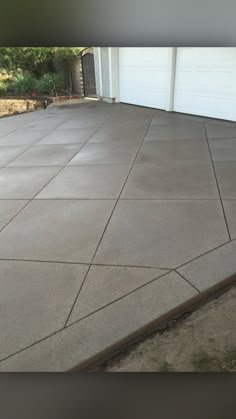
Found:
[94,285,236,372]
[0,99,44,118]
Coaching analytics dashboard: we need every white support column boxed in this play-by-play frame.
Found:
[166,47,177,112]
[108,47,120,103]
[97,47,103,98]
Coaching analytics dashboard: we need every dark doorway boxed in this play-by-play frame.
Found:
[82,52,97,98]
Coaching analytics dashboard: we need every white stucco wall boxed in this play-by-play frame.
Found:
[93,48,101,97]
[101,48,110,98]
[94,47,120,102]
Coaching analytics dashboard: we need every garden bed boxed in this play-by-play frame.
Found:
[0,98,45,118]
[0,95,82,118]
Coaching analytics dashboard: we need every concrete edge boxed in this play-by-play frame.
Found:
[70,272,236,372]
[0,270,235,371]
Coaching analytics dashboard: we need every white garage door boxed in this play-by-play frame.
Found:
[119,48,169,110]
[173,48,236,121]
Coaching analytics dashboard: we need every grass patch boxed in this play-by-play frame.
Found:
[192,347,236,372]
[224,348,236,370]
[159,361,175,372]
[192,351,223,372]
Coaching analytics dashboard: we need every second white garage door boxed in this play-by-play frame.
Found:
[173,48,236,121]
[119,48,169,110]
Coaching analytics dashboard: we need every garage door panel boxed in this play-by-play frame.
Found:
[120,69,167,89]
[119,48,169,68]
[174,48,236,121]
[119,48,169,110]
[175,94,236,120]
[176,47,236,66]
[175,70,235,94]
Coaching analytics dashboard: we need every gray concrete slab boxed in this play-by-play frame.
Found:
[222,200,236,239]
[0,119,27,134]
[150,116,204,128]
[136,139,210,163]
[121,162,218,199]
[0,260,88,359]
[68,142,140,165]
[36,129,90,145]
[214,162,236,199]
[178,240,236,291]
[151,114,184,125]
[58,118,107,130]
[68,265,169,322]
[8,145,81,167]
[104,119,150,129]
[36,165,131,199]
[205,123,236,139]
[0,146,30,166]
[97,124,148,136]
[0,129,51,146]
[88,133,145,143]
[0,199,115,263]
[209,138,236,161]
[145,124,206,141]
[45,127,98,143]
[0,200,28,230]
[94,200,228,268]
[108,116,151,125]
[0,272,197,371]
[0,129,15,138]
[109,105,153,118]
[0,167,61,199]
[88,123,147,143]
[0,101,235,371]
[24,118,70,130]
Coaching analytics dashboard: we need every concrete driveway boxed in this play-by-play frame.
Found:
[0,99,236,371]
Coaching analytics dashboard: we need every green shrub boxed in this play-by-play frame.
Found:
[0,81,7,96]
[36,73,65,96]
[12,73,37,95]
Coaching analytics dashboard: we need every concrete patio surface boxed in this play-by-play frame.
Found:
[0,99,235,371]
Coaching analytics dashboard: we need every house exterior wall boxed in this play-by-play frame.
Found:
[94,47,236,121]
[94,47,120,103]
[101,48,111,98]
[94,48,101,97]
[94,47,173,107]
[108,48,119,102]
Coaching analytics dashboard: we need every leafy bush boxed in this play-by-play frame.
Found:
[0,69,11,82]
[0,81,7,96]
[0,48,53,76]
[12,73,37,95]
[0,47,83,76]
[0,48,84,94]
[36,73,65,96]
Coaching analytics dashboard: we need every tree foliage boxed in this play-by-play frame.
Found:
[0,47,84,74]
[52,47,84,64]
[0,47,86,95]
[0,48,52,73]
